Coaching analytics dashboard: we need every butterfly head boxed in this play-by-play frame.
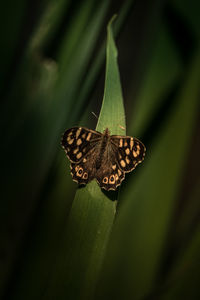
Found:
[103,128,110,136]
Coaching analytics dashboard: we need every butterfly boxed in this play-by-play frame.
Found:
[61,127,146,191]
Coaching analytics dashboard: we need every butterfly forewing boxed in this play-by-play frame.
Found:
[111,136,146,172]
[61,127,101,163]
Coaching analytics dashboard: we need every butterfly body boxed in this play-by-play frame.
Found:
[62,127,146,191]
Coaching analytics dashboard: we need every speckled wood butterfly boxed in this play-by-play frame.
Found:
[61,127,146,191]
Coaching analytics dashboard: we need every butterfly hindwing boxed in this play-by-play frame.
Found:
[70,146,99,185]
[96,160,125,191]
[70,162,92,185]
[61,127,101,163]
[111,136,146,172]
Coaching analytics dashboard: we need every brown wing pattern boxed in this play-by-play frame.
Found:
[61,127,146,191]
[111,135,146,172]
[95,159,125,191]
[61,127,101,163]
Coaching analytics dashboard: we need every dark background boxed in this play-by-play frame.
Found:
[1,0,200,299]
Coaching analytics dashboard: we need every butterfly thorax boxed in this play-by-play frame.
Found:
[95,128,110,170]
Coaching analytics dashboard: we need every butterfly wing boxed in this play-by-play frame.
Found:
[111,135,146,172]
[96,162,125,191]
[61,127,102,163]
[70,146,99,185]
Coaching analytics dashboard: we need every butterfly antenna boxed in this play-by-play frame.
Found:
[91,111,99,120]
[118,124,126,131]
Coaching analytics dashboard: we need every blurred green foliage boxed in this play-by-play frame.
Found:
[0,0,200,300]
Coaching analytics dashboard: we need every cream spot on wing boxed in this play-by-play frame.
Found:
[82,133,86,139]
[82,147,87,153]
[136,144,140,155]
[120,160,126,168]
[130,138,134,150]
[83,172,88,179]
[76,128,82,139]
[68,138,74,144]
[112,164,116,170]
[73,148,79,154]
[126,156,130,164]
[119,153,122,159]
[118,169,122,176]
[103,177,108,184]
[133,150,138,157]
[124,141,128,147]
[119,139,123,147]
[125,148,130,155]
[109,175,115,184]
[75,166,79,172]
[77,138,82,145]
[86,132,92,141]
[83,158,87,162]
[76,152,82,159]
[66,147,70,152]
[115,174,119,181]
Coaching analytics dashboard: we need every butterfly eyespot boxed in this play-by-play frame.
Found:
[83,172,88,179]
[103,177,108,184]
[76,167,83,177]
[78,169,83,175]
[109,175,115,184]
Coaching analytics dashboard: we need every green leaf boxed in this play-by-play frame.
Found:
[96,41,200,300]
[96,15,126,135]
[40,15,125,300]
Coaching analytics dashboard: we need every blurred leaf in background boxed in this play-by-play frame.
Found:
[0,0,200,300]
